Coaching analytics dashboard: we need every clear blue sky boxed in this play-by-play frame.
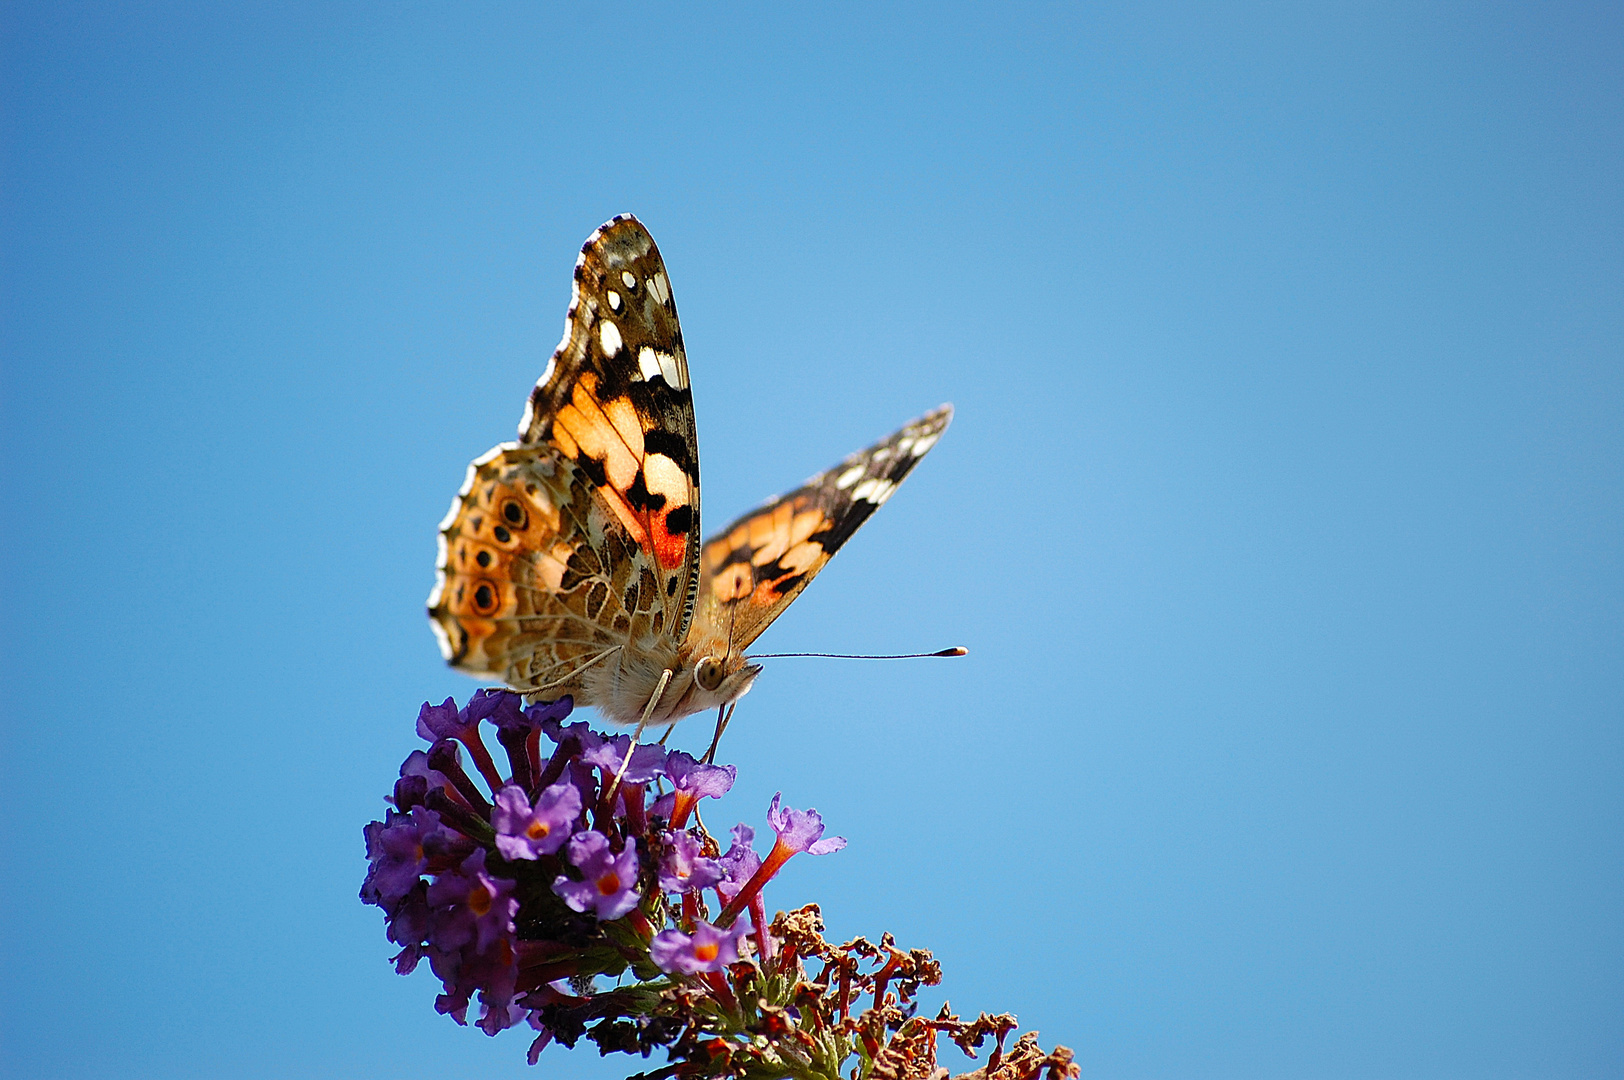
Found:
[3,4,1620,1078]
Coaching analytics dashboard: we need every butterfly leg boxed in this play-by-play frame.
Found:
[605,667,674,809]
[701,700,739,765]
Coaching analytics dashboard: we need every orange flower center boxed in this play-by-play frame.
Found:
[595,872,622,896]
[526,821,551,840]
[693,941,719,962]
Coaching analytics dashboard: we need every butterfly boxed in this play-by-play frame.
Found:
[427,215,950,730]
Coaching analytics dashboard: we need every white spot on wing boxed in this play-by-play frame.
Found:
[649,272,670,305]
[599,320,622,357]
[850,478,896,504]
[835,464,865,489]
[656,349,686,389]
[638,346,663,382]
[910,432,940,456]
[621,270,637,288]
[607,290,622,312]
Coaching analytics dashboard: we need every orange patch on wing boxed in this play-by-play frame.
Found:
[648,506,688,569]
[593,478,687,571]
[749,506,827,567]
[451,613,497,659]
[779,540,825,575]
[554,374,642,491]
[712,563,753,602]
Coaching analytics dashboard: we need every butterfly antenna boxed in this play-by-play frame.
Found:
[745,646,968,660]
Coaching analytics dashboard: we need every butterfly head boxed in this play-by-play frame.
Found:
[679,649,762,716]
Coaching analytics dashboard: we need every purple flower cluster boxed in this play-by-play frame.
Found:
[361,690,846,1064]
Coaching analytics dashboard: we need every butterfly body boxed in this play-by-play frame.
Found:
[428,215,949,726]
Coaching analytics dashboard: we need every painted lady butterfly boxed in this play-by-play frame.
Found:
[428,215,951,729]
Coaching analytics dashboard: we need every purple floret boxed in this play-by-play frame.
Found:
[540,715,604,752]
[460,688,524,730]
[361,806,445,907]
[477,998,528,1036]
[416,696,465,742]
[649,919,747,974]
[492,781,581,860]
[654,753,738,825]
[399,748,450,789]
[427,848,519,955]
[580,734,669,783]
[523,695,574,730]
[717,823,762,892]
[552,830,641,920]
[657,829,726,894]
[666,752,737,800]
[766,793,846,856]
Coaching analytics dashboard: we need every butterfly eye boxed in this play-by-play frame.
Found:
[694,656,725,692]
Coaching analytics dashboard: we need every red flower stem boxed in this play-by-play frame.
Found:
[422,787,487,838]
[715,839,795,928]
[629,909,655,942]
[427,743,492,813]
[457,730,507,793]
[669,791,697,829]
[533,735,579,795]
[701,970,737,1011]
[494,725,534,793]
[622,782,647,836]
[526,728,543,789]
[682,891,699,932]
[749,890,773,965]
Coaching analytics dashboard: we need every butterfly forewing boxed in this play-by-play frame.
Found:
[518,215,702,643]
[692,404,952,653]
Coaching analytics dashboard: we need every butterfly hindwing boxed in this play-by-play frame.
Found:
[427,443,679,695]
[692,405,952,653]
